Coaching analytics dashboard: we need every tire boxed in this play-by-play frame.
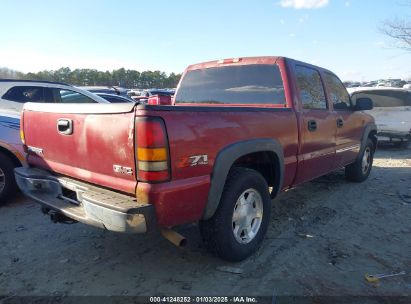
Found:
[199,167,271,262]
[399,141,410,149]
[0,152,19,205]
[345,138,375,182]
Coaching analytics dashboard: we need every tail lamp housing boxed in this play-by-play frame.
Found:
[136,117,170,182]
[147,94,173,105]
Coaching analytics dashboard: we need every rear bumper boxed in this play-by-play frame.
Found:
[14,167,155,233]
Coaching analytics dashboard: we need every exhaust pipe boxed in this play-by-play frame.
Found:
[161,228,187,247]
[49,211,77,224]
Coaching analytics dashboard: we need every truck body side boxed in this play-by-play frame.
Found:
[15,57,376,252]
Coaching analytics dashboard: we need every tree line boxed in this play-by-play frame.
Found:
[380,1,410,52]
[0,67,181,89]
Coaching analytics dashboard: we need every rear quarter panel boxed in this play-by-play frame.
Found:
[136,106,299,226]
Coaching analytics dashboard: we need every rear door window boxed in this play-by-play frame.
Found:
[53,89,97,103]
[2,86,46,103]
[295,65,327,110]
[175,64,286,105]
[352,90,411,107]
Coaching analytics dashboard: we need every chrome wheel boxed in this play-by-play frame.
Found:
[362,147,371,174]
[0,168,5,193]
[232,188,263,244]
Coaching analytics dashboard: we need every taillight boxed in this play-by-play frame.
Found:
[20,112,25,145]
[147,94,172,105]
[136,117,170,182]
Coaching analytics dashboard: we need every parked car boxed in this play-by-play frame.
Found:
[79,86,131,98]
[95,93,135,103]
[0,80,109,204]
[131,89,175,102]
[0,111,25,204]
[0,80,109,113]
[15,56,376,261]
[128,89,142,97]
[348,87,411,147]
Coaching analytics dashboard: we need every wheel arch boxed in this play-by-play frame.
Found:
[368,129,378,151]
[357,123,377,161]
[0,145,23,168]
[202,138,284,220]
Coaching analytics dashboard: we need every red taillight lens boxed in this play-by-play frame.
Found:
[137,170,169,182]
[137,119,167,147]
[136,117,170,182]
[148,94,172,105]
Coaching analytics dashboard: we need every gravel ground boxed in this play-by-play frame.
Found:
[0,145,410,299]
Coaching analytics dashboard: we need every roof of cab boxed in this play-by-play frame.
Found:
[186,56,282,71]
[184,56,338,77]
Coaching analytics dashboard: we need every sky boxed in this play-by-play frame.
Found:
[0,0,410,81]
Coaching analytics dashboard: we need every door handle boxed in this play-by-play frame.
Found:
[307,120,317,132]
[57,119,73,135]
[337,118,344,128]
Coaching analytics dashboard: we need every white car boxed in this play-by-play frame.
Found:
[348,87,411,147]
[0,79,109,113]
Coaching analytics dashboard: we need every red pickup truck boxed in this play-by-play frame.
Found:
[15,57,377,261]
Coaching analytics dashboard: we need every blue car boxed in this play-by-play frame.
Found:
[0,111,25,204]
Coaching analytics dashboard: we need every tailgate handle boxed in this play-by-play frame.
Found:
[57,119,73,135]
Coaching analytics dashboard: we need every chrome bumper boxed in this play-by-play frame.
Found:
[14,167,155,233]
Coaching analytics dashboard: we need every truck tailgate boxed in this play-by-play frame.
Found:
[22,103,137,194]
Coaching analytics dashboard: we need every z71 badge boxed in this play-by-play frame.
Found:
[188,155,208,166]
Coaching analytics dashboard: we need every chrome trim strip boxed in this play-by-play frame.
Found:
[336,144,360,154]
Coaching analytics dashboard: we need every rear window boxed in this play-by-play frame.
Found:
[53,89,97,104]
[175,64,286,105]
[2,86,45,103]
[100,95,128,103]
[352,90,411,107]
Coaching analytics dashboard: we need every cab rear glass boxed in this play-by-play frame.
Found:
[175,64,286,105]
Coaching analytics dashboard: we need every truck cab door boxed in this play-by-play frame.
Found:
[293,65,337,184]
[324,73,363,168]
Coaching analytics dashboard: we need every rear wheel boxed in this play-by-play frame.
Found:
[200,167,271,262]
[345,138,375,182]
[0,152,19,205]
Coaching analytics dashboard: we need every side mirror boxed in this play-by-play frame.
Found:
[355,97,373,111]
[148,94,172,105]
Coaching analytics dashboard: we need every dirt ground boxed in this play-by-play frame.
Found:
[0,145,410,299]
